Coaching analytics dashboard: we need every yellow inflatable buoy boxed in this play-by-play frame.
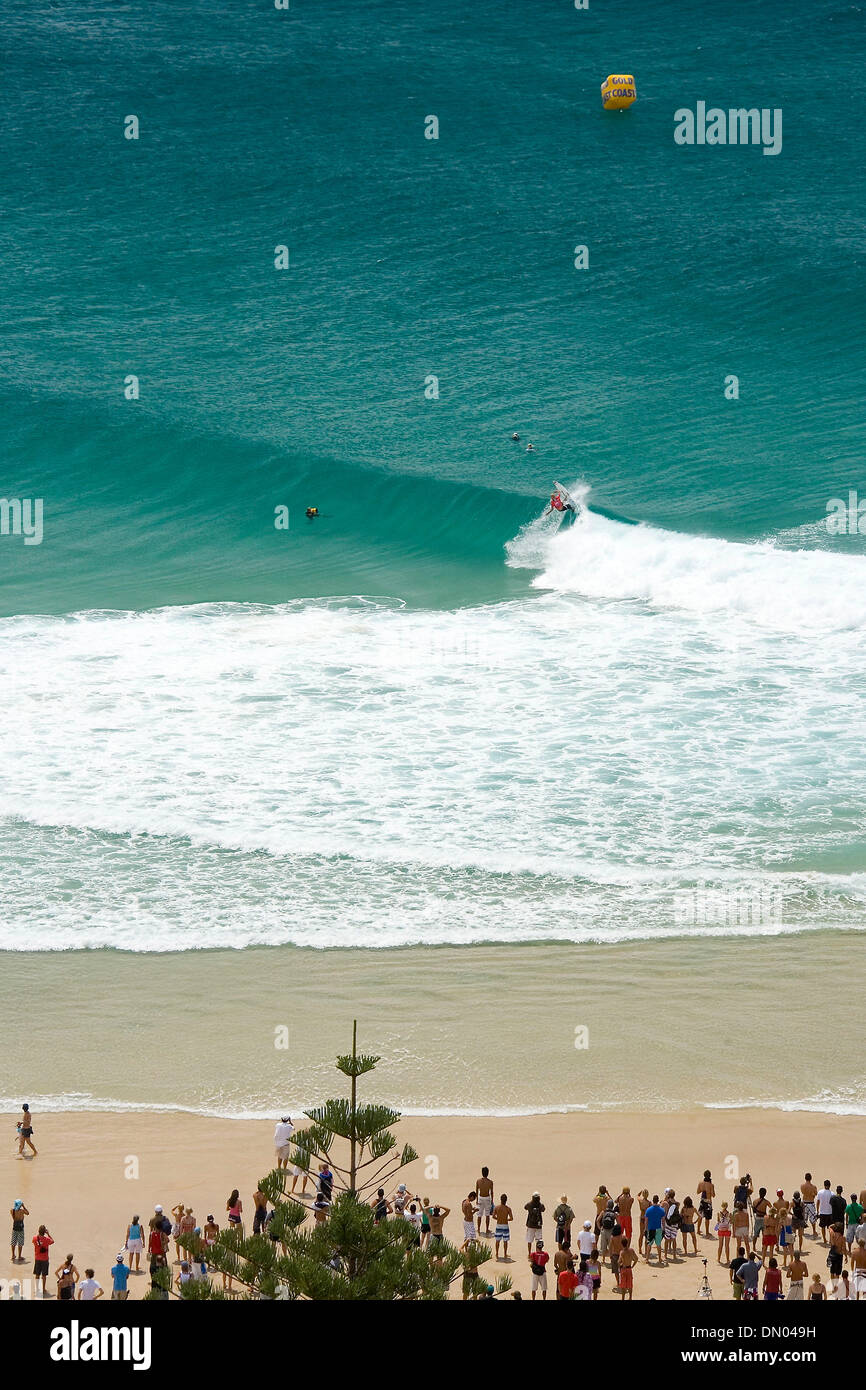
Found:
[601,74,636,110]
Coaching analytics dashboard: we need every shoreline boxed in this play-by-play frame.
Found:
[5,1108,863,1301]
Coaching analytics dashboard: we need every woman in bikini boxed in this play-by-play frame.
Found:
[715,1202,732,1264]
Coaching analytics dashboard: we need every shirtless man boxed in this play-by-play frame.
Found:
[475,1168,494,1236]
[617,1187,634,1242]
[801,1173,818,1237]
[461,1193,478,1250]
[593,1186,610,1234]
[253,1186,269,1235]
[492,1195,513,1262]
[617,1238,638,1300]
[427,1204,450,1245]
[697,1171,715,1238]
[851,1240,866,1301]
[786,1252,809,1300]
[17,1104,37,1158]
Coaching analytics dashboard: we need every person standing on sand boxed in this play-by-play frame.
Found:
[751,1187,769,1246]
[592,1185,609,1235]
[734,1251,760,1300]
[760,1204,779,1265]
[557,1256,578,1301]
[475,1168,494,1235]
[851,1240,866,1300]
[731,1202,750,1257]
[125,1215,144,1272]
[16,1104,36,1158]
[845,1194,864,1253]
[253,1186,269,1235]
[835,1269,854,1300]
[461,1193,478,1249]
[55,1254,79,1301]
[553,1194,574,1251]
[785,1251,809,1300]
[427,1204,449,1245]
[528,1239,549,1300]
[816,1180,834,1242]
[273,1116,294,1171]
[617,1238,637,1300]
[493,1195,513,1261]
[714,1202,732,1263]
[827,1223,845,1290]
[644,1196,665,1265]
[801,1173,818,1237]
[110,1253,132,1301]
[697,1171,714,1238]
[681,1196,698,1255]
[617,1187,634,1242]
[524,1193,544,1253]
[77,1268,103,1301]
[790,1193,806,1252]
[637,1190,650,1254]
[10,1201,28,1262]
[808,1272,827,1300]
[32,1224,53,1295]
[729,1246,747,1299]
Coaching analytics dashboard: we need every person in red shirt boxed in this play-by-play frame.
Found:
[763,1257,783,1301]
[528,1239,549,1300]
[557,1257,579,1301]
[32,1224,54,1295]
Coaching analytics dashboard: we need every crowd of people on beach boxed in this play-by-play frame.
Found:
[8,1105,866,1301]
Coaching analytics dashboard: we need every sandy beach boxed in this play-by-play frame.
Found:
[5,1108,863,1301]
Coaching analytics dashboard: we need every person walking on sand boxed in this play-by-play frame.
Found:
[786,1251,809,1300]
[493,1195,513,1261]
[801,1173,818,1237]
[475,1167,494,1236]
[617,1238,637,1299]
[10,1201,28,1262]
[524,1193,545,1253]
[697,1170,715,1238]
[273,1116,294,1171]
[32,1224,53,1296]
[16,1104,37,1158]
[125,1215,144,1272]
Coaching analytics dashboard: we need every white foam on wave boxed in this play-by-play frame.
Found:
[1,567,865,950]
[507,498,866,633]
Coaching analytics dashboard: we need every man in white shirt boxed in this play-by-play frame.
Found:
[577,1221,595,1257]
[273,1115,294,1170]
[77,1269,103,1300]
[816,1181,834,1244]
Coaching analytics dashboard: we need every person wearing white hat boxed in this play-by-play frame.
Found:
[274,1116,294,1170]
[578,1220,595,1258]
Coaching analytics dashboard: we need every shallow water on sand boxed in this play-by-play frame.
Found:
[4,935,862,1119]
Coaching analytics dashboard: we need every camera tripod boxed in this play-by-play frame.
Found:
[697,1258,713,1299]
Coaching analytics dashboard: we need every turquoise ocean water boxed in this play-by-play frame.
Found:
[1,1,865,1112]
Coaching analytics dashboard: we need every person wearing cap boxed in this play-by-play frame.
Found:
[10,1200,29,1262]
[577,1220,596,1259]
[274,1116,294,1170]
[110,1252,132,1300]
